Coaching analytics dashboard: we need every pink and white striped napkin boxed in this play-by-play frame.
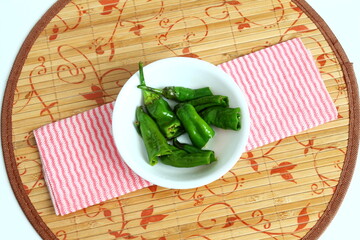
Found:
[34,38,337,215]
[219,38,337,151]
[34,103,150,216]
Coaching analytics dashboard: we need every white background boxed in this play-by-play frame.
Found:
[0,0,359,239]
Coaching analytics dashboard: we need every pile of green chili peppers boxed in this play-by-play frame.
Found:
[135,62,242,168]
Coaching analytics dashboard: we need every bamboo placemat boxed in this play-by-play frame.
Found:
[2,0,359,239]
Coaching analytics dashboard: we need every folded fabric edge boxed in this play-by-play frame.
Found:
[33,129,61,215]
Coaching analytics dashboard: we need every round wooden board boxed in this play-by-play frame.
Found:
[2,0,359,239]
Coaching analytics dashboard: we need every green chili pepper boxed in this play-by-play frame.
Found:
[138,62,183,139]
[185,95,229,112]
[137,85,213,102]
[134,120,141,135]
[173,139,217,163]
[200,107,241,131]
[173,138,201,153]
[160,142,216,167]
[176,103,215,149]
[159,147,215,168]
[135,106,174,166]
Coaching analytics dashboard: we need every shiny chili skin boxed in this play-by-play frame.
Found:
[138,62,183,139]
[138,85,213,102]
[159,151,215,168]
[173,139,216,163]
[200,107,241,130]
[176,103,215,149]
[135,106,173,166]
[185,95,229,112]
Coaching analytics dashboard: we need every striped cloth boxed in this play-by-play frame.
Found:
[34,103,150,215]
[34,38,337,215]
[219,38,337,151]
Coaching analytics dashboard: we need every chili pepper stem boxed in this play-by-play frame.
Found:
[137,85,163,95]
[137,62,183,139]
[138,61,145,86]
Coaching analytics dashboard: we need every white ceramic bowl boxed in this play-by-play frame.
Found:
[112,57,250,189]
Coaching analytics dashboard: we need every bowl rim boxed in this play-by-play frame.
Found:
[112,57,251,189]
